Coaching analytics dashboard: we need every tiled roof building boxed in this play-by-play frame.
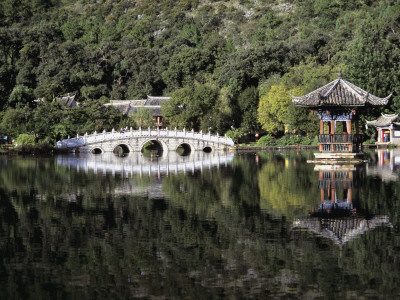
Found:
[366,114,400,144]
[105,95,170,128]
[291,76,391,108]
[291,70,391,158]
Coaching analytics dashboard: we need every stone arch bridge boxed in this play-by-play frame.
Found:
[56,128,235,153]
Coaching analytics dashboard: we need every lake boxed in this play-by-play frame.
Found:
[1,149,400,299]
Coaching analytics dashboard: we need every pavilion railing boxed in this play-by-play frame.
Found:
[318,134,364,152]
[318,134,363,144]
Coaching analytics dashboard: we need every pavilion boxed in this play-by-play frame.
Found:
[291,70,391,162]
[366,113,400,145]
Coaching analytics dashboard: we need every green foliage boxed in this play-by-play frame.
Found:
[257,83,292,133]
[15,133,35,146]
[364,137,376,145]
[0,0,398,138]
[130,107,154,129]
[237,86,260,132]
[162,84,219,131]
[8,85,35,108]
[0,108,27,139]
[257,134,317,146]
[257,134,277,146]
[225,128,247,144]
[276,134,302,146]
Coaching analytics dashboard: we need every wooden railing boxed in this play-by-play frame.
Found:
[318,134,364,152]
[318,134,363,144]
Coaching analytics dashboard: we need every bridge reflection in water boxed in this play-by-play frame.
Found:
[56,151,234,178]
[294,164,392,249]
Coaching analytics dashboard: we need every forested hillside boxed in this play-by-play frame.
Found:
[0,0,399,144]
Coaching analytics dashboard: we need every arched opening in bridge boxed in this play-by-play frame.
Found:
[176,143,191,156]
[203,146,212,153]
[142,140,163,157]
[114,144,130,156]
[91,148,102,154]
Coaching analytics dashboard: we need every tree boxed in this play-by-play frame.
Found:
[161,84,218,131]
[8,85,35,108]
[130,107,154,128]
[237,86,260,133]
[15,133,35,146]
[257,84,292,133]
[0,108,28,139]
[344,12,400,112]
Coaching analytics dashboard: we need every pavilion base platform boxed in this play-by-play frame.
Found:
[307,152,367,164]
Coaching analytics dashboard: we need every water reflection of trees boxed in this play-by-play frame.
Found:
[0,153,400,298]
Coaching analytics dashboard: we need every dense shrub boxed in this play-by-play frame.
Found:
[257,134,318,146]
[276,134,302,146]
[364,138,376,145]
[226,128,248,144]
[15,134,35,146]
[257,134,277,146]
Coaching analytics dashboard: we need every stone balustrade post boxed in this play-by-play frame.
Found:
[148,127,151,136]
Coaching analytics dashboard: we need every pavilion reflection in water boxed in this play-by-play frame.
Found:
[294,164,392,248]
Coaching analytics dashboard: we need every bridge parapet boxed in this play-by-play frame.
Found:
[56,127,235,151]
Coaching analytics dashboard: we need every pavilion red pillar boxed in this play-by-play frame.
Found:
[330,121,335,152]
[347,120,353,152]
[319,121,324,152]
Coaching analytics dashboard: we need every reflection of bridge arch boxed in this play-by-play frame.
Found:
[56,151,234,178]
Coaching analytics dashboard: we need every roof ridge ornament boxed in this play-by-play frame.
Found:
[338,67,342,78]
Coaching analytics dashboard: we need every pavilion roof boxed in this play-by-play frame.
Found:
[366,113,400,127]
[291,77,391,108]
[293,215,391,247]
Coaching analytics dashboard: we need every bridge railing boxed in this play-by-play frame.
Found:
[56,127,235,149]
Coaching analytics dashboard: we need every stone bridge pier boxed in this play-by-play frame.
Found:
[56,128,235,153]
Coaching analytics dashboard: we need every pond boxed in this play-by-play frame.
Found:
[1,149,400,299]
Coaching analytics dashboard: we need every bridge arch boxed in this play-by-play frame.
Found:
[113,143,131,155]
[175,143,193,156]
[140,139,169,153]
[91,147,104,154]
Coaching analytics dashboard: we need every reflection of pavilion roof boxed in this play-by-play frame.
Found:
[293,215,392,247]
[366,113,400,127]
[291,77,391,107]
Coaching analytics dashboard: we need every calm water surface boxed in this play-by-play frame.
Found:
[1,149,400,299]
